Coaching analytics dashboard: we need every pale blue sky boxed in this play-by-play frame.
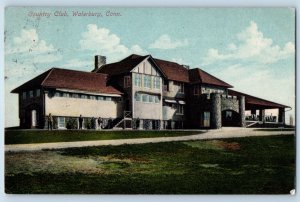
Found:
[5,7,295,127]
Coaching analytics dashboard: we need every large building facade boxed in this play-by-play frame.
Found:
[12,54,289,129]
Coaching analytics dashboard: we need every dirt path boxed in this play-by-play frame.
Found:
[5,128,294,152]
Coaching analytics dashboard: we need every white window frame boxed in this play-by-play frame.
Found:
[58,117,65,129]
[124,76,131,88]
[142,94,149,102]
[154,96,160,103]
[154,77,160,89]
[149,95,154,103]
[134,74,142,87]
[144,75,151,88]
[105,97,112,101]
[135,93,141,102]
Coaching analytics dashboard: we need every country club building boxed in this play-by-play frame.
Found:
[11,54,289,130]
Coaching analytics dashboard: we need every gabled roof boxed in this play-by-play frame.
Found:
[153,58,190,83]
[188,68,233,88]
[11,68,122,95]
[228,89,289,109]
[96,54,149,75]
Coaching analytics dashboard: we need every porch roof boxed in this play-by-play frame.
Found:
[228,89,289,109]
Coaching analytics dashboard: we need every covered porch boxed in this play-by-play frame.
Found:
[228,89,290,127]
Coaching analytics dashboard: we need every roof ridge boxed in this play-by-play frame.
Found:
[41,67,55,86]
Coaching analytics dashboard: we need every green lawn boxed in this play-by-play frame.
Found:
[5,135,295,194]
[5,130,201,144]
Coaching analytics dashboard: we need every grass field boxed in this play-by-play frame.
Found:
[5,130,201,144]
[5,135,295,194]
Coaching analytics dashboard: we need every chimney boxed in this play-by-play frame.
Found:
[94,55,106,71]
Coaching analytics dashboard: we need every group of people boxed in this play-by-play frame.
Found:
[47,113,111,130]
[245,114,277,122]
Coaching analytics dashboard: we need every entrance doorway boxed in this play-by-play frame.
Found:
[222,110,240,126]
[203,111,210,127]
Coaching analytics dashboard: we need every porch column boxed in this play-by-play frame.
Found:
[259,109,265,122]
[239,96,245,127]
[211,93,221,129]
[278,108,285,124]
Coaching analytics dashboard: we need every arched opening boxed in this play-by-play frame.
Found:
[222,110,240,127]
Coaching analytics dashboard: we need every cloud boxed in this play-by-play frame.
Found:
[60,58,92,70]
[149,34,188,49]
[6,29,55,54]
[203,21,295,65]
[79,24,146,61]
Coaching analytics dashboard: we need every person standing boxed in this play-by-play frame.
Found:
[48,113,53,130]
[98,117,103,130]
[79,115,83,129]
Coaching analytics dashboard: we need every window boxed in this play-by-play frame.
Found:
[178,83,184,93]
[90,95,96,100]
[134,74,142,87]
[36,89,40,97]
[194,85,199,95]
[149,95,154,103]
[29,90,34,98]
[55,92,60,97]
[72,93,79,98]
[142,94,149,102]
[63,93,69,98]
[135,93,141,101]
[124,76,131,88]
[105,97,112,101]
[144,75,151,88]
[97,96,104,100]
[58,117,65,128]
[81,94,88,99]
[22,92,26,100]
[154,96,160,103]
[154,77,160,89]
[177,105,184,115]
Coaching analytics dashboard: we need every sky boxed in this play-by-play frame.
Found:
[4,7,295,127]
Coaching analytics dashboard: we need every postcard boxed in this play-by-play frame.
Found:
[4,7,295,194]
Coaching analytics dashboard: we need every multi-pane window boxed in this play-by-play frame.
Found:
[106,97,112,101]
[178,83,184,93]
[36,89,40,97]
[155,96,160,103]
[81,94,88,99]
[153,77,160,89]
[97,96,104,100]
[55,92,60,97]
[124,76,131,88]
[144,75,151,88]
[72,93,79,98]
[58,117,65,128]
[29,90,34,98]
[134,74,142,87]
[22,92,26,100]
[178,105,184,115]
[90,95,96,100]
[149,95,154,103]
[142,94,149,102]
[63,93,69,98]
[135,93,141,101]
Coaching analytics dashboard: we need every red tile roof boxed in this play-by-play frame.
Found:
[96,54,149,75]
[153,58,190,83]
[188,68,233,88]
[11,68,122,95]
[228,89,288,109]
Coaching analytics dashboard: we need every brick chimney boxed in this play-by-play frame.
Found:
[94,55,106,72]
